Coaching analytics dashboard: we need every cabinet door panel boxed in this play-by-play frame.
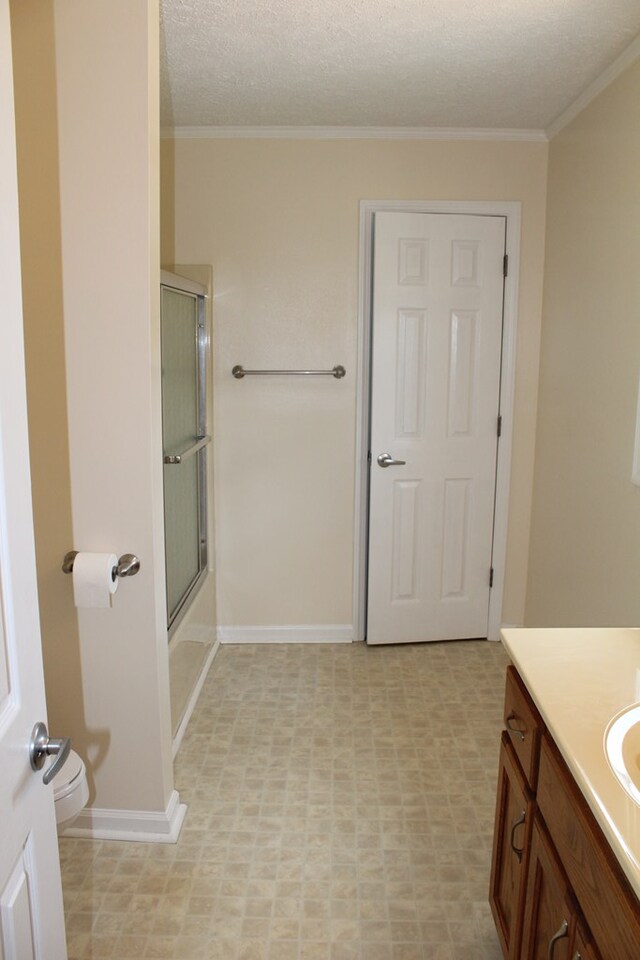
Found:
[570,919,602,960]
[521,817,573,960]
[538,736,640,960]
[490,733,534,959]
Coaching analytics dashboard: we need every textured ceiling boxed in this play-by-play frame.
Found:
[160,0,640,130]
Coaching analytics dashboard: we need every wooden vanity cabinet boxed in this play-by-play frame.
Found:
[503,666,542,790]
[537,736,640,960]
[490,668,542,959]
[489,733,535,958]
[570,921,602,960]
[520,816,573,960]
[490,665,640,960]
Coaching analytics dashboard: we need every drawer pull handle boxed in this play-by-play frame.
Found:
[547,920,569,960]
[509,810,526,862]
[572,954,583,960]
[506,712,526,741]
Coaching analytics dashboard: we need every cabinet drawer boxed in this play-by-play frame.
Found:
[504,666,542,789]
[537,735,640,960]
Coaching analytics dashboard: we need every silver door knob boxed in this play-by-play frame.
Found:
[377,453,406,468]
[29,722,71,786]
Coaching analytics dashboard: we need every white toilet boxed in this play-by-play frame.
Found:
[52,750,89,834]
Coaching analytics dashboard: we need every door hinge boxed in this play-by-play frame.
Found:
[503,254,509,277]
[489,567,494,588]
[367,450,372,465]
[497,415,502,438]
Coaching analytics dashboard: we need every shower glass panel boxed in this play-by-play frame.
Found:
[161,283,208,632]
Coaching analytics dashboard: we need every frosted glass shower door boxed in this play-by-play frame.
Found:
[161,284,208,630]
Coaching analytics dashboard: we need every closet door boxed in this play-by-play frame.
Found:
[367,211,506,644]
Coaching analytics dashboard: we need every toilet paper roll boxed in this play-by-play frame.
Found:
[72,553,119,608]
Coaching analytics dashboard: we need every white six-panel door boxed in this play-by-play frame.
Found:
[0,1,68,955]
[367,212,506,645]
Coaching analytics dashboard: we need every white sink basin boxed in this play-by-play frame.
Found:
[605,702,640,806]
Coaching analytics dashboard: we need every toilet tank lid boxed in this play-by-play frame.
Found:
[52,749,85,799]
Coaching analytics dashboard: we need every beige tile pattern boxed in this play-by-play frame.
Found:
[61,640,508,959]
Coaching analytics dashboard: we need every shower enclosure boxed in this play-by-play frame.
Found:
[160,270,210,635]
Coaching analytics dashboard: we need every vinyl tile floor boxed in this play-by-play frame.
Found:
[60,640,508,960]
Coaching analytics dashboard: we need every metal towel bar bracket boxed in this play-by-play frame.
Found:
[62,551,140,579]
[232,364,346,380]
[164,434,211,465]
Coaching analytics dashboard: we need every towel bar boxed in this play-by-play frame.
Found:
[232,364,345,379]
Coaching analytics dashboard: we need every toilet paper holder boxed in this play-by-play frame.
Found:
[62,551,140,579]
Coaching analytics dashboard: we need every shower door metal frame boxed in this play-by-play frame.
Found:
[160,272,209,637]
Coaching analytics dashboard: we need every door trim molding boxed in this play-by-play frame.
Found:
[354,200,522,643]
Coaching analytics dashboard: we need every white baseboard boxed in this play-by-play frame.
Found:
[491,622,524,641]
[217,624,354,644]
[61,789,187,843]
[172,639,220,759]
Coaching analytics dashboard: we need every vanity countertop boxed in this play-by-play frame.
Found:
[501,627,640,900]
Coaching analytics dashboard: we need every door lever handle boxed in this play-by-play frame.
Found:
[377,453,406,468]
[29,722,72,786]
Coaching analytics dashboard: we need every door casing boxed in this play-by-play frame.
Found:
[353,200,521,643]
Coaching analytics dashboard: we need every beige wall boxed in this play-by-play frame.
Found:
[526,60,640,626]
[13,1,175,817]
[164,138,548,630]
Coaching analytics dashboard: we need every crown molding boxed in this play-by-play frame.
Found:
[161,125,548,142]
[546,32,640,139]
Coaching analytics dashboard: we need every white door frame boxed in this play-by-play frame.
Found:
[353,200,521,643]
